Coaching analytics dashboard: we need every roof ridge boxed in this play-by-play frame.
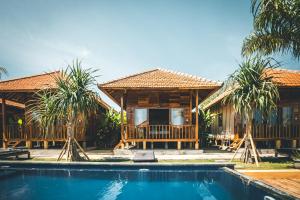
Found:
[99,68,159,86]
[272,68,300,73]
[157,67,222,85]
[0,70,60,84]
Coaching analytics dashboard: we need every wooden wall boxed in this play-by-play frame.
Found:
[210,104,235,136]
[125,90,192,126]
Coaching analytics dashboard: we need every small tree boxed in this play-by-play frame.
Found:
[28,60,99,161]
[224,56,279,166]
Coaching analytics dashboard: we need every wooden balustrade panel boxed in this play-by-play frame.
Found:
[123,125,196,141]
[6,123,85,141]
[252,124,300,140]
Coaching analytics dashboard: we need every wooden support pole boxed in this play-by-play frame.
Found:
[82,141,87,150]
[275,139,281,157]
[292,140,297,148]
[143,141,147,150]
[120,94,124,142]
[2,98,7,148]
[177,141,181,150]
[189,91,192,125]
[195,90,199,150]
[43,141,49,149]
[165,142,168,149]
[26,141,32,148]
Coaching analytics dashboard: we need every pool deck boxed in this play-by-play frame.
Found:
[11,149,277,161]
[239,170,300,199]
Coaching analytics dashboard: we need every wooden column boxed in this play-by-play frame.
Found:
[275,139,281,157]
[189,91,192,125]
[2,98,7,148]
[177,141,181,150]
[195,91,199,150]
[120,94,126,148]
[43,141,49,149]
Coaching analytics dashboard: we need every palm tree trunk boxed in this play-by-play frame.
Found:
[57,117,89,161]
[230,113,260,166]
[244,116,259,166]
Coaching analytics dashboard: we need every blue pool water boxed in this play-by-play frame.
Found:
[0,166,279,200]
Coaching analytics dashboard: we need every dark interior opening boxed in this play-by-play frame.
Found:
[149,109,169,125]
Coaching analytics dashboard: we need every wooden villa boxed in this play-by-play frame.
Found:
[99,68,220,149]
[201,68,300,149]
[0,71,110,149]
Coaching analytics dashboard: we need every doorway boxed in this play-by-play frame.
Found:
[149,109,169,125]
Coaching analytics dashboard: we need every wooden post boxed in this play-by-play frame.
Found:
[120,94,125,144]
[292,140,297,148]
[189,91,192,125]
[26,141,32,148]
[143,141,147,150]
[2,98,7,148]
[82,141,87,150]
[177,141,181,150]
[164,142,168,149]
[275,139,281,157]
[43,140,49,149]
[195,91,199,150]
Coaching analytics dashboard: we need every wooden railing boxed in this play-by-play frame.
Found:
[252,124,300,140]
[6,123,85,141]
[123,125,195,141]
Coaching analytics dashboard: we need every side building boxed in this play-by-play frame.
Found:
[201,68,300,149]
[0,71,110,149]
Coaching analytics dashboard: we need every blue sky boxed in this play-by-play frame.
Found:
[0,0,299,108]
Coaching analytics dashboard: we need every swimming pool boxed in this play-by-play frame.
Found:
[0,163,293,200]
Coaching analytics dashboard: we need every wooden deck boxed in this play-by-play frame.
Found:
[242,171,300,199]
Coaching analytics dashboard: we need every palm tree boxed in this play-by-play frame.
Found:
[242,0,300,59]
[224,56,280,166]
[28,60,99,161]
[0,67,8,79]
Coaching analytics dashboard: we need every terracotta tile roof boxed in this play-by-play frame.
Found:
[201,68,300,109]
[96,97,111,110]
[266,68,300,87]
[0,71,59,92]
[99,68,221,89]
[0,99,25,109]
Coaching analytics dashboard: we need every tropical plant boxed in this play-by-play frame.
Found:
[199,109,214,130]
[223,56,280,166]
[96,109,121,148]
[28,60,99,161]
[242,0,300,59]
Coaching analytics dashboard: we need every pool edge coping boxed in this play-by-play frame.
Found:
[0,160,235,167]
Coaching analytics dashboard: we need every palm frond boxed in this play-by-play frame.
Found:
[28,59,100,127]
[243,0,300,59]
[0,67,8,79]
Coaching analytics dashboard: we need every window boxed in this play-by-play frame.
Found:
[282,106,292,126]
[218,113,223,128]
[170,108,184,125]
[134,108,148,126]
